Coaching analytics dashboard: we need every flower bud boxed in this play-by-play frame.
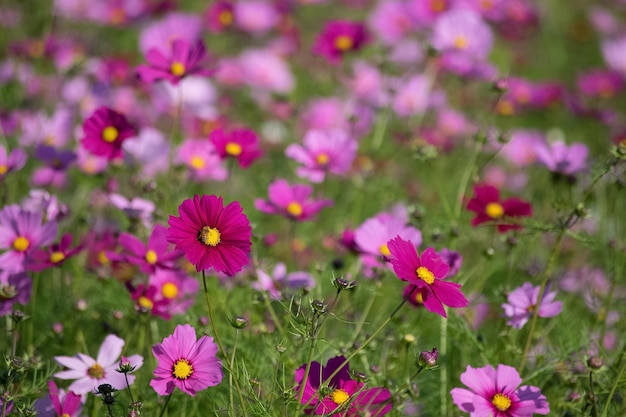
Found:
[417,348,439,370]
[311,299,327,314]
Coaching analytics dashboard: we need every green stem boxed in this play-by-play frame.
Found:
[589,372,599,417]
[228,330,248,417]
[124,372,135,404]
[600,345,626,417]
[440,314,448,417]
[519,233,563,371]
[158,392,173,417]
[202,270,226,357]
[263,294,288,342]
[293,312,323,417]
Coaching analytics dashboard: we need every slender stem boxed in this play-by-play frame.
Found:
[229,330,239,417]
[263,294,287,342]
[293,312,322,417]
[158,392,173,417]
[589,371,599,417]
[124,372,135,404]
[519,233,564,371]
[202,270,226,357]
[439,314,448,417]
[600,347,626,417]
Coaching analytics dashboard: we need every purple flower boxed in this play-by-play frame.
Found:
[0,271,32,316]
[137,39,213,86]
[502,282,562,329]
[0,205,57,273]
[21,190,68,222]
[451,364,550,416]
[26,233,82,272]
[0,145,27,179]
[431,9,493,60]
[295,355,392,416]
[20,107,73,147]
[150,324,222,396]
[313,20,369,65]
[254,263,315,300]
[254,179,333,221]
[55,334,143,395]
[32,145,76,188]
[285,130,358,183]
[109,194,155,229]
[437,248,462,277]
[533,140,588,176]
[34,381,82,417]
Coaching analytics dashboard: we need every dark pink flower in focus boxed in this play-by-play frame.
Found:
[136,39,213,86]
[313,20,369,65]
[294,355,392,416]
[466,184,532,233]
[388,236,468,318]
[81,107,136,160]
[254,179,332,222]
[167,195,252,276]
[451,364,549,416]
[209,128,263,168]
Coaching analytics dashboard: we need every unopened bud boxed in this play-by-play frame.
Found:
[417,348,439,370]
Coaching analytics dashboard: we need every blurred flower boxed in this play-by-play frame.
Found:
[533,140,588,176]
[122,127,170,178]
[577,69,625,99]
[81,107,136,161]
[21,190,68,222]
[0,145,27,180]
[431,8,493,60]
[0,271,31,317]
[388,237,468,318]
[254,179,332,221]
[437,248,462,277]
[55,334,143,395]
[150,324,222,396]
[392,74,431,117]
[26,233,83,272]
[167,195,252,276]
[497,130,543,167]
[601,35,626,75]
[502,282,562,329]
[206,1,234,33]
[313,20,369,65]
[137,39,213,86]
[238,48,295,94]
[368,0,414,45]
[109,194,155,229]
[294,355,392,416]
[0,205,58,273]
[233,0,280,34]
[451,364,550,416]
[466,184,532,233]
[20,107,73,147]
[34,380,82,417]
[286,129,357,183]
[254,262,315,299]
[32,145,76,188]
[139,12,202,57]
[177,138,228,182]
[209,128,263,168]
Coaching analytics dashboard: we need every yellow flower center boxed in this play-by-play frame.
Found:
[13,236,30,252]
[413,291,424,304]
[454,35,469,50]
[50,251,66,264]
[62,413,71,417]
[492,393,512,411]
[138,296,153,310]
[145,250,158,265]
[315,153,329,165]
[88,363,104,379]
[485,202,505,219]
[379,244,391,257]
[170,61,186,77]
[331,388,350,405]
[416,266,435,285]
[0,164,7,175]
[98,250,109,265]
[162,282,179,299]
[199,226,221,247]
[334,35,353,51]
[430,0,447,12]
[496,99,515,116]
[190,155,206,170]
[286,202,303,217]
[225,142,243,156]
[219,10,233,26]
[172,358,194,380]
[102,126,119,143]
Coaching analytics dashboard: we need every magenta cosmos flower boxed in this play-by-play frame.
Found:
[54,334,143,395]
[285,130,358,183]
[387,236,468,318]
[0,144,27,180]
[502,282,562,329]
[254,179,333,221]
[26,233,82,272]
[466,184,532,233]
[295,355,392,416]
[209,127,263,168]
[35,380,82,417]
[0,205,57,273]
[313,20,369,65]
[150,324,222,396]
[81,107,136,160]
[136,39,213,86]
[451,364,550,416]
[167,195,252,276]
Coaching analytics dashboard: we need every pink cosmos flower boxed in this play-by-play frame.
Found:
[601,35,626,75]
[294,355,392,416]
[238,49,295,94]
[139,13,202,57]
[34,380,82,417]
[254,179,333,221]
[431,8,493,60]
[109,193,155,229]
[450,364,550,416]
[254,262,315,300]
[577,69,625,99]
[392,74,431,117]
[502,282,562,329]
[122,127,170,179]
[285,129,358,183]
[387,236,468,318]
[300,98,349,132]
[206,1,235,33]
[209,128,263,168]
[177,138,228,182]
[233,0,280,34]
[0,145,27,180]
[81,107,136,161]
[136,39,213,86]
[150,324,222,396]
[0,271,31,316]
[20,107,73,147]
[167,195,252,276]
[313,20,369,65]
[533,140,588,176]
[32,145,76,188]
[26,233,82,272]
[132,268,199,319]
[466,184,532,233]
[498,130,543,167]
[54,334,143,395]
[0,205,58,273]
[368,0,414,45]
